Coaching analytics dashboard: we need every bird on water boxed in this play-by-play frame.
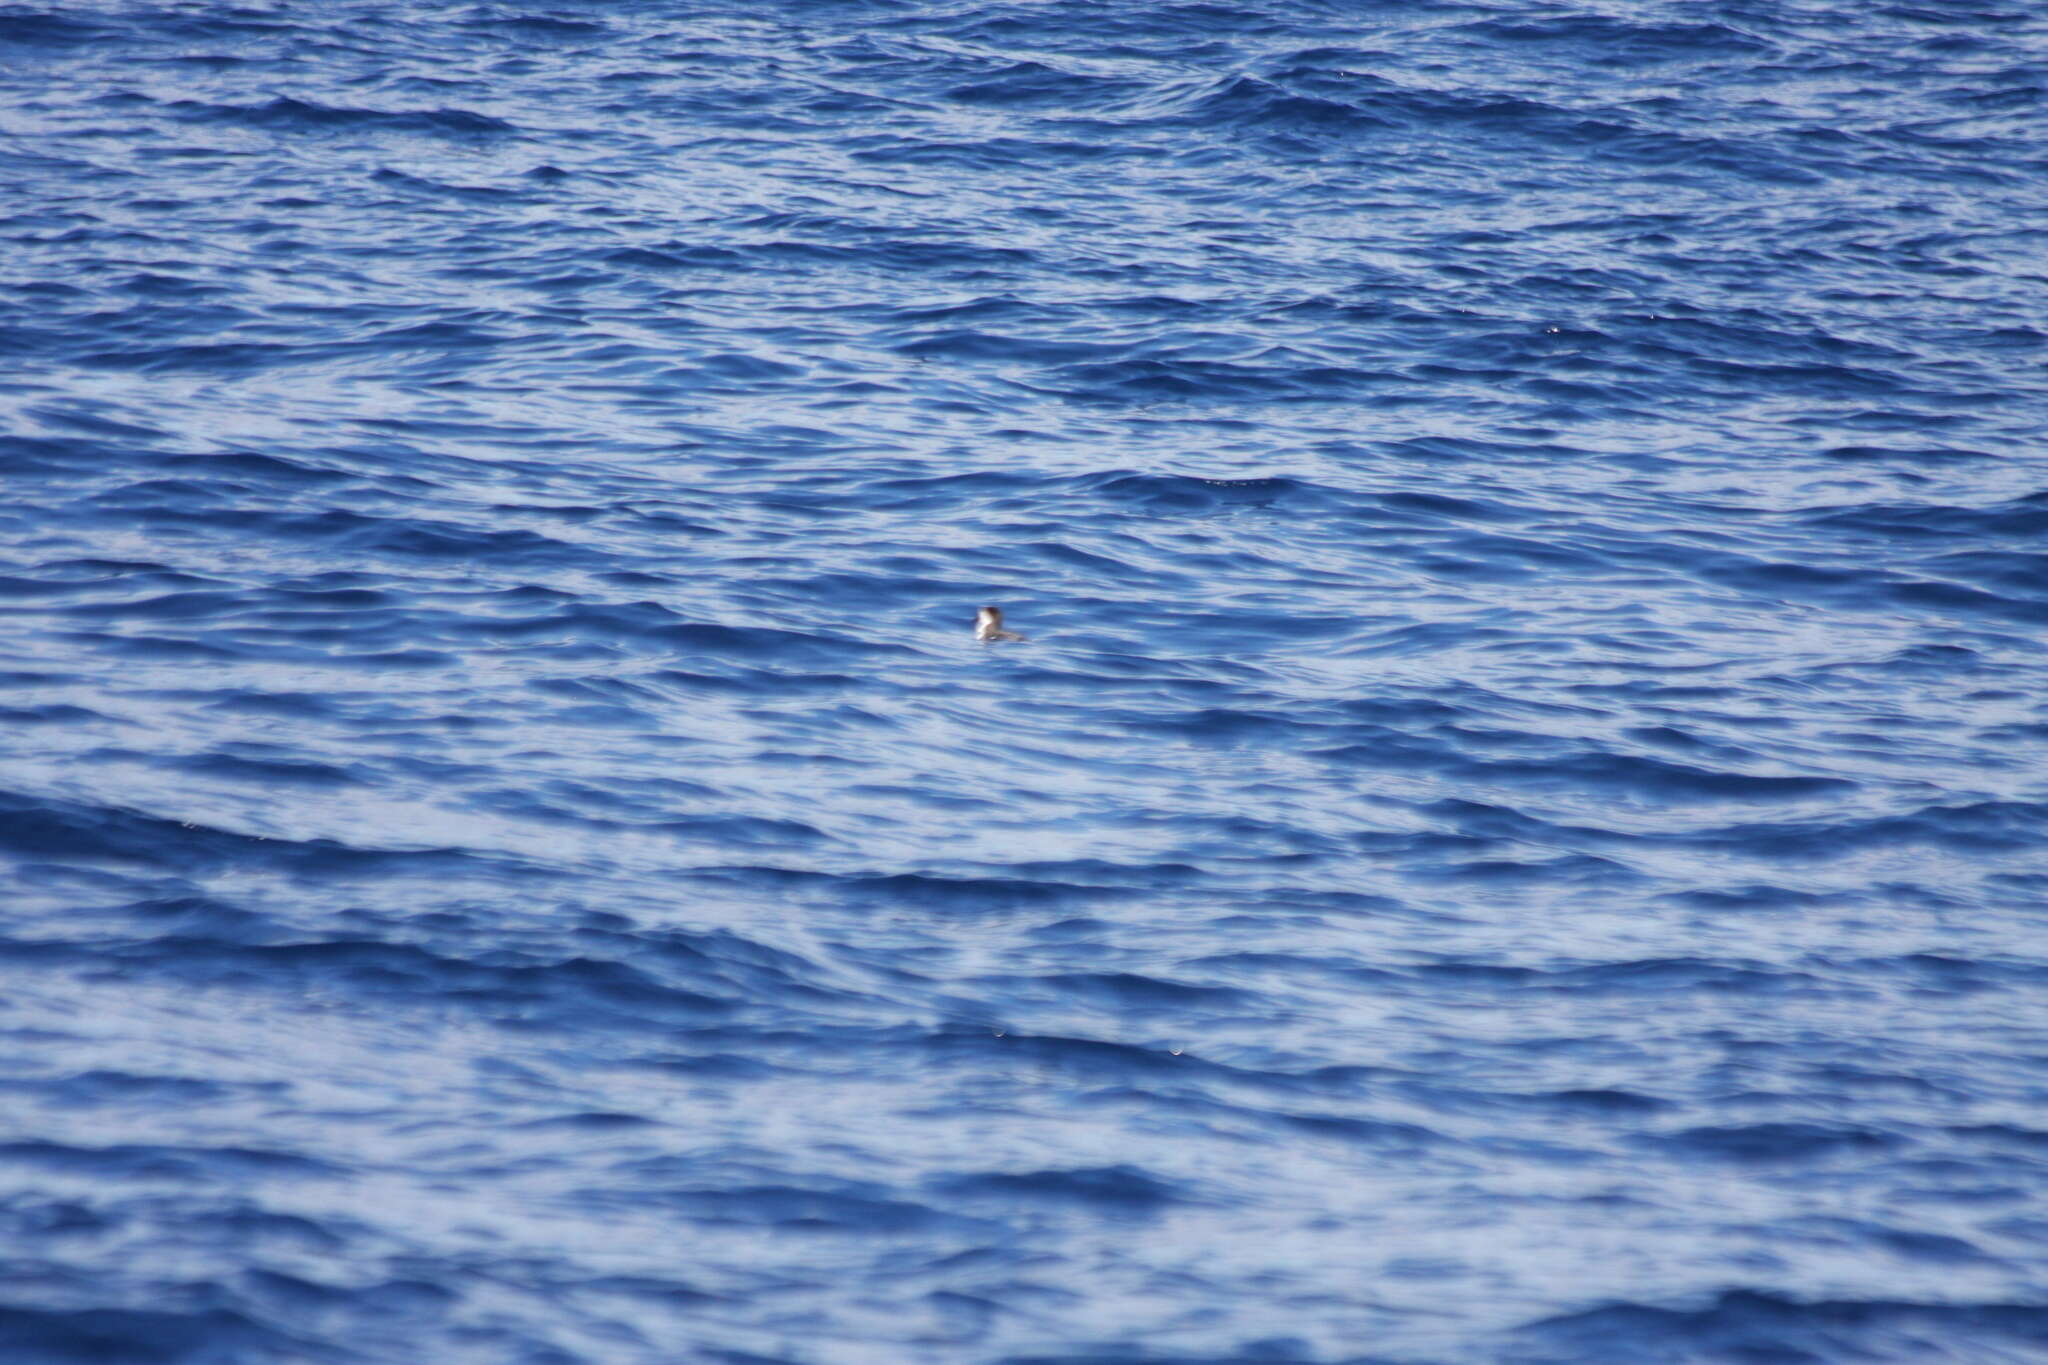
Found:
[975,606,1025,643]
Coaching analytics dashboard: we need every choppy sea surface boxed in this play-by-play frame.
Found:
[4,1,2048,1361]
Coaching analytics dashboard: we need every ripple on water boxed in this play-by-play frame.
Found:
[1,0,2046,1361]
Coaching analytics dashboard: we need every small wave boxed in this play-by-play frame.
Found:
[1648,1122,1899,1163]
[1464,16,1774,61]
[370,167,526,202]
[176,96,515,137]
[0,1138,339,1180]
[597,1182,970,1234]
[0,1307,304,1364]
[944,59,1149,110]
[0,789,523,882]
[1045,355,1395,403]
[1083,470,1330,513]
[931,1165,1183,1211]
[1518,1290,2048,1363]
[842,871,1127,911]
[477,15,609,41]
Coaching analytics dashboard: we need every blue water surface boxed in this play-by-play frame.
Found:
[3,1,2048,1361]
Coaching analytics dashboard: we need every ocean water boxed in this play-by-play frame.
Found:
[3,1,2048,1361]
